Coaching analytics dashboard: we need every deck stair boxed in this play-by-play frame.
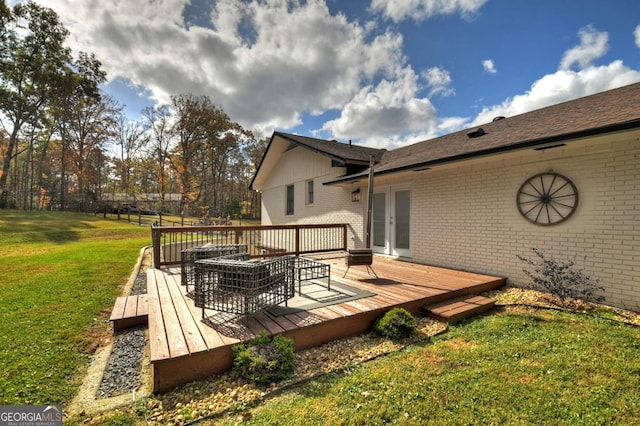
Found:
[109,294,149,331]
[423,295,495,324]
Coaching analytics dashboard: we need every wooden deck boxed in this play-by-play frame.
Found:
[145,255,506,392]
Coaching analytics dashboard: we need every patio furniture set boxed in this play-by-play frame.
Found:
[181,244,330,321]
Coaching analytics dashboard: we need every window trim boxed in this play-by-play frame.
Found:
[285,184,294,215]
[306,180,314,205]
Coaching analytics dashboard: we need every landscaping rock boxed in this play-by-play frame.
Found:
[97,326,146,398]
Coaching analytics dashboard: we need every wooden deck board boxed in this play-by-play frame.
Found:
[137,294,149,316]
[147,270,170,361]
[161,269,238,348]
[146,255,506,392]
[109,295,150,331]
[154,271,190,358]
[253,312,287,335]
[123,296,138,319]
[164,271,209,354]
[110,297,126,320]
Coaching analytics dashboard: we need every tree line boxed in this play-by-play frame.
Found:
[0,1,266,219]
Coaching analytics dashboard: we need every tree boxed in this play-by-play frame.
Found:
[194,98,252,217]
[0,0,12,43]
[243,137,268,218]
[0,2,72,204]
[65,93,119,209]
[169,94,213,215]
[47,52,109,210]
[112,114,145,194]
[142,104,173,213]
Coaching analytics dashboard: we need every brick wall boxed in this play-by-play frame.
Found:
[411,134,640,310]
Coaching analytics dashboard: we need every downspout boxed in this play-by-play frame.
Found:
[365,155,374,249]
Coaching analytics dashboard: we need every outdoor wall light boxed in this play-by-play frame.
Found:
[352,188,361,202]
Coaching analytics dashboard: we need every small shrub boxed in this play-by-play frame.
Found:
[372,308,416,340]
[516,248,605,305]
[232,331,296,386]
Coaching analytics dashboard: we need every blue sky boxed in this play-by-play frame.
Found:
[29,0,640,148]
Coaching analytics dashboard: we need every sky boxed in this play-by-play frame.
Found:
[19,0,640,149]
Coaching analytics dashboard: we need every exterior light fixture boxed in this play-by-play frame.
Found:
[351,188,361,202]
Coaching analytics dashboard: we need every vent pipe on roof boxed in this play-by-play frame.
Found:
[467,127,486,138]
[492,116,506,122]
[349,139,352,147]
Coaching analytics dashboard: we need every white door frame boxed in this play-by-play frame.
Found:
[371,190,388,254]
[370,186,412,257]
[390,186,411,257]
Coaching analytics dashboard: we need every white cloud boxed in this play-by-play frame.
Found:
[470,25,640,127]
[370,0,487,23]
[472,61,640,126]
[322,67,439,147]
[33,0,408,133]
[422,67,455,97]
[635,24,640,48]
[482,59,497,74]
[559,25,609,70]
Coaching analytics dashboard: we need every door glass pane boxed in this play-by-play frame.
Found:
[372,193,385,247]
[395,190,410,250]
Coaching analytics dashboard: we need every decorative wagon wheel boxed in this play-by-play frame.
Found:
[517,172,578,225]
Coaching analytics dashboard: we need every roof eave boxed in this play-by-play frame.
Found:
[324,119,640,186]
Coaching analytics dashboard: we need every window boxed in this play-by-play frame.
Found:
[286,184,294,215]
[306,180,314,205]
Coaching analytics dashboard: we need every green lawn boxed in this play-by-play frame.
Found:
[0,210,150,406]
[213,307,640,425]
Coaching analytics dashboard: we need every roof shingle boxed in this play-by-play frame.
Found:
[274,132,384,164]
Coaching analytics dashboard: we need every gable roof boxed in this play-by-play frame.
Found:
[327,81,640,184]
[250,131,384,190]
[273,132,385,165]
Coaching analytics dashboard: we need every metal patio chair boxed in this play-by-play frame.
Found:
[180,243,248,294]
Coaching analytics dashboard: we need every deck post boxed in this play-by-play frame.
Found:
[342,224,348,251]
[151,225,161,268]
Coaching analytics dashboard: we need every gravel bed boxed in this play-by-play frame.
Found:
[98,252,149,398]
[129,271,147,295]
[98,326,146,398]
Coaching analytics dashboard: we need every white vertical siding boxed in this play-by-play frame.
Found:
[259,145,367,249]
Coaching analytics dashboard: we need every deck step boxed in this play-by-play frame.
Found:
[109,294,149,331]
[423,295,495,324]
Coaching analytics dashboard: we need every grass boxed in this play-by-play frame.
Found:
[0,210,150,406]
[212,307,640,425]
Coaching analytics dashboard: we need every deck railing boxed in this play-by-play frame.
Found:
[151,223,348,267]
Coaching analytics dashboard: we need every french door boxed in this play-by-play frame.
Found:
[371,187,411,257]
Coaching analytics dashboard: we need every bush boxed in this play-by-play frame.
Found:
[232,331,296,386]
[516,248,605,305]
[372,308,416,340]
